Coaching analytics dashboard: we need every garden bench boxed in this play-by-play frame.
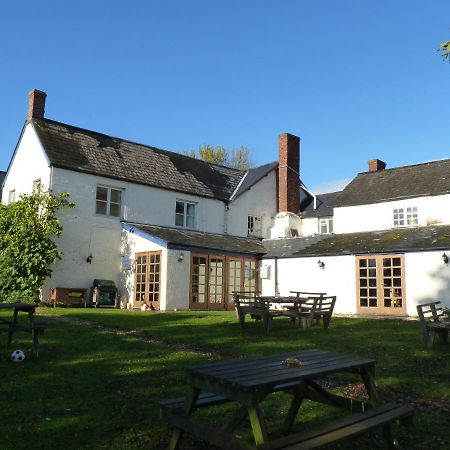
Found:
[416,301,450,348]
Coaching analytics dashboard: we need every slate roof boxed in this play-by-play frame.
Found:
[301,191,341,218]
[232,161,278,199]
[263,225,450,258]
[32,118,246,201]
[0,170,6,187]
[335,159,450,207]
[125,222,266,255]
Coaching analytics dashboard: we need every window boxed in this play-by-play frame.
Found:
[8,190,15,204]
[32,179,41,192]
[175,200,196,228]
[96,186,122,217]
[247,215,262,237]
[319,217,333,235]
[393,207,418,227]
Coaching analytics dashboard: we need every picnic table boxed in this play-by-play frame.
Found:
[234,293,336,333]
[160,349,413,449]
[0,302,45,356]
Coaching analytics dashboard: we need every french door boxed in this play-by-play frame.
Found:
[356,254,406,316]
[190,254,258,310]
[134,251,161,310]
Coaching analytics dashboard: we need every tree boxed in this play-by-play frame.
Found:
[0,186,74,303]
[227,146,254,170]
[438,40,450,60]
[198,145,227,165]
[182,144,254,169]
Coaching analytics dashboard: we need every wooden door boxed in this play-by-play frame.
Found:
[190,254,208,309]
[208,255,225,310]
[356,254,405,316]
[227,257,242,309]
[134,251,161,310]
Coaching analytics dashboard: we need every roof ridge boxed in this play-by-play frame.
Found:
[33,117,246,175]
[357,157,450,176]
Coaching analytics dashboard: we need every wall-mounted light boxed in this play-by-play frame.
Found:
[443,252,448,264]
[318,260,325,270]
[86,254,93,264]
[178,251,184,263]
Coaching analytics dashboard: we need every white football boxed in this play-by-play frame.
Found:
[11,349,25,362]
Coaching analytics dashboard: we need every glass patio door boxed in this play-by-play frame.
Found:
[134,251,161,310]
[208,256,225,310]
[356,254,405,316]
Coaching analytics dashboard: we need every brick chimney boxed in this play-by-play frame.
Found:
[368,159,386,172]
[278,133,300,213]
[27,89,47,122]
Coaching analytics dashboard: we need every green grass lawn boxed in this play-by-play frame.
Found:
[1,307,449,449]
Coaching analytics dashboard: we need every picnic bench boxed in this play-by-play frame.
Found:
[160,349,414,449]
[233,293,336,333]
[0,303,46,356]
[416,301,450,348]
[290,291,336,330]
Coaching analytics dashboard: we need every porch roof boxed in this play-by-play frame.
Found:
[262,224,450,258]
[124,223,265,256]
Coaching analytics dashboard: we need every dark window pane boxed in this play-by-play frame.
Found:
[369,298,377,307]
[175,214,184,226]
[359,260,367,267]
[110,189,121,203]
[383,269,392,277]
[368,269,376,277]
[176,201,184,214]
[393,258,401,266]
[360,269,367,277]
[369,278,377,286]
[393,268,401,276]
[383,258,391,267]
[384,299,392,307]
[96,201,107,215]
[368,259,376,267]
[110,203,120,217]
[360,298,368,307]
[360,279,367,287]
[96,187,108,201]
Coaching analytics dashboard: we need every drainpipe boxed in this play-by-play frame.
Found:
[223,201,229,234]
[274,257,279,296]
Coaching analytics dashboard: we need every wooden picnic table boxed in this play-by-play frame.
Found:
[0,302,44,355]
[161,349,413,449]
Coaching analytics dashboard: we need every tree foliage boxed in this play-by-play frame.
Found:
[182,144,254,170]
[0,186,74,303]
[438,40,450,61]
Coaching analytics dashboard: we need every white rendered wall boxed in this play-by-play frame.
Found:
[334,194,450,234]
[404,250,450,314]
[260,255,357,314]
[301,217,319,236]
[2,124,51,203]
[227,171,277,238]
[165,249,191,310]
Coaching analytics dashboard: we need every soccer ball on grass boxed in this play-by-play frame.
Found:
[11,349,25,362]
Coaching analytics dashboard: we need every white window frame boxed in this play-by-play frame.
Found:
[175,200,196,229]
[247,215,262,237]
[393,207,418,227]
[319,217,333,235]
[8,189,15,204]
[95,185,123,218]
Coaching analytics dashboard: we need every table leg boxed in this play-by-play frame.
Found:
[248,405,268,445]
[7,309,19,347]
[167,387,199,450]
[283,382,307,433]
[360,365,380,407]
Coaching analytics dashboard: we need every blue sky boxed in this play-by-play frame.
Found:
[1,1,449,193]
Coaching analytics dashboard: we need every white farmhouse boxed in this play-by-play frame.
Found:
[3,89,450,316]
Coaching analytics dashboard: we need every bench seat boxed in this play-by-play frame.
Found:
[259,403,413,450]
[416,301,450,347]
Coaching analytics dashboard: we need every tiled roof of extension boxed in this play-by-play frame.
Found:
[32,118,247,201]
[335,159,450,207]
[263,224,450,258]
[125,223,265,255]
[0,170,6,187]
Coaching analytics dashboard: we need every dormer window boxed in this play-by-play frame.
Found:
[319,217,333,235]
[393,207,418,227]
[247,215,262,237]
[175,200,196,228]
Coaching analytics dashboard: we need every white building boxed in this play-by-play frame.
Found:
[3,89,450,316]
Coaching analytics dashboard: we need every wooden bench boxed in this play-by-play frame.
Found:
[263,403,413,449]
[416,301,450,348]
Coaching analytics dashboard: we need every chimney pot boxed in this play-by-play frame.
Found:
[368,159,386,172]
[27,89,47,122]
[278,133,300,214]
